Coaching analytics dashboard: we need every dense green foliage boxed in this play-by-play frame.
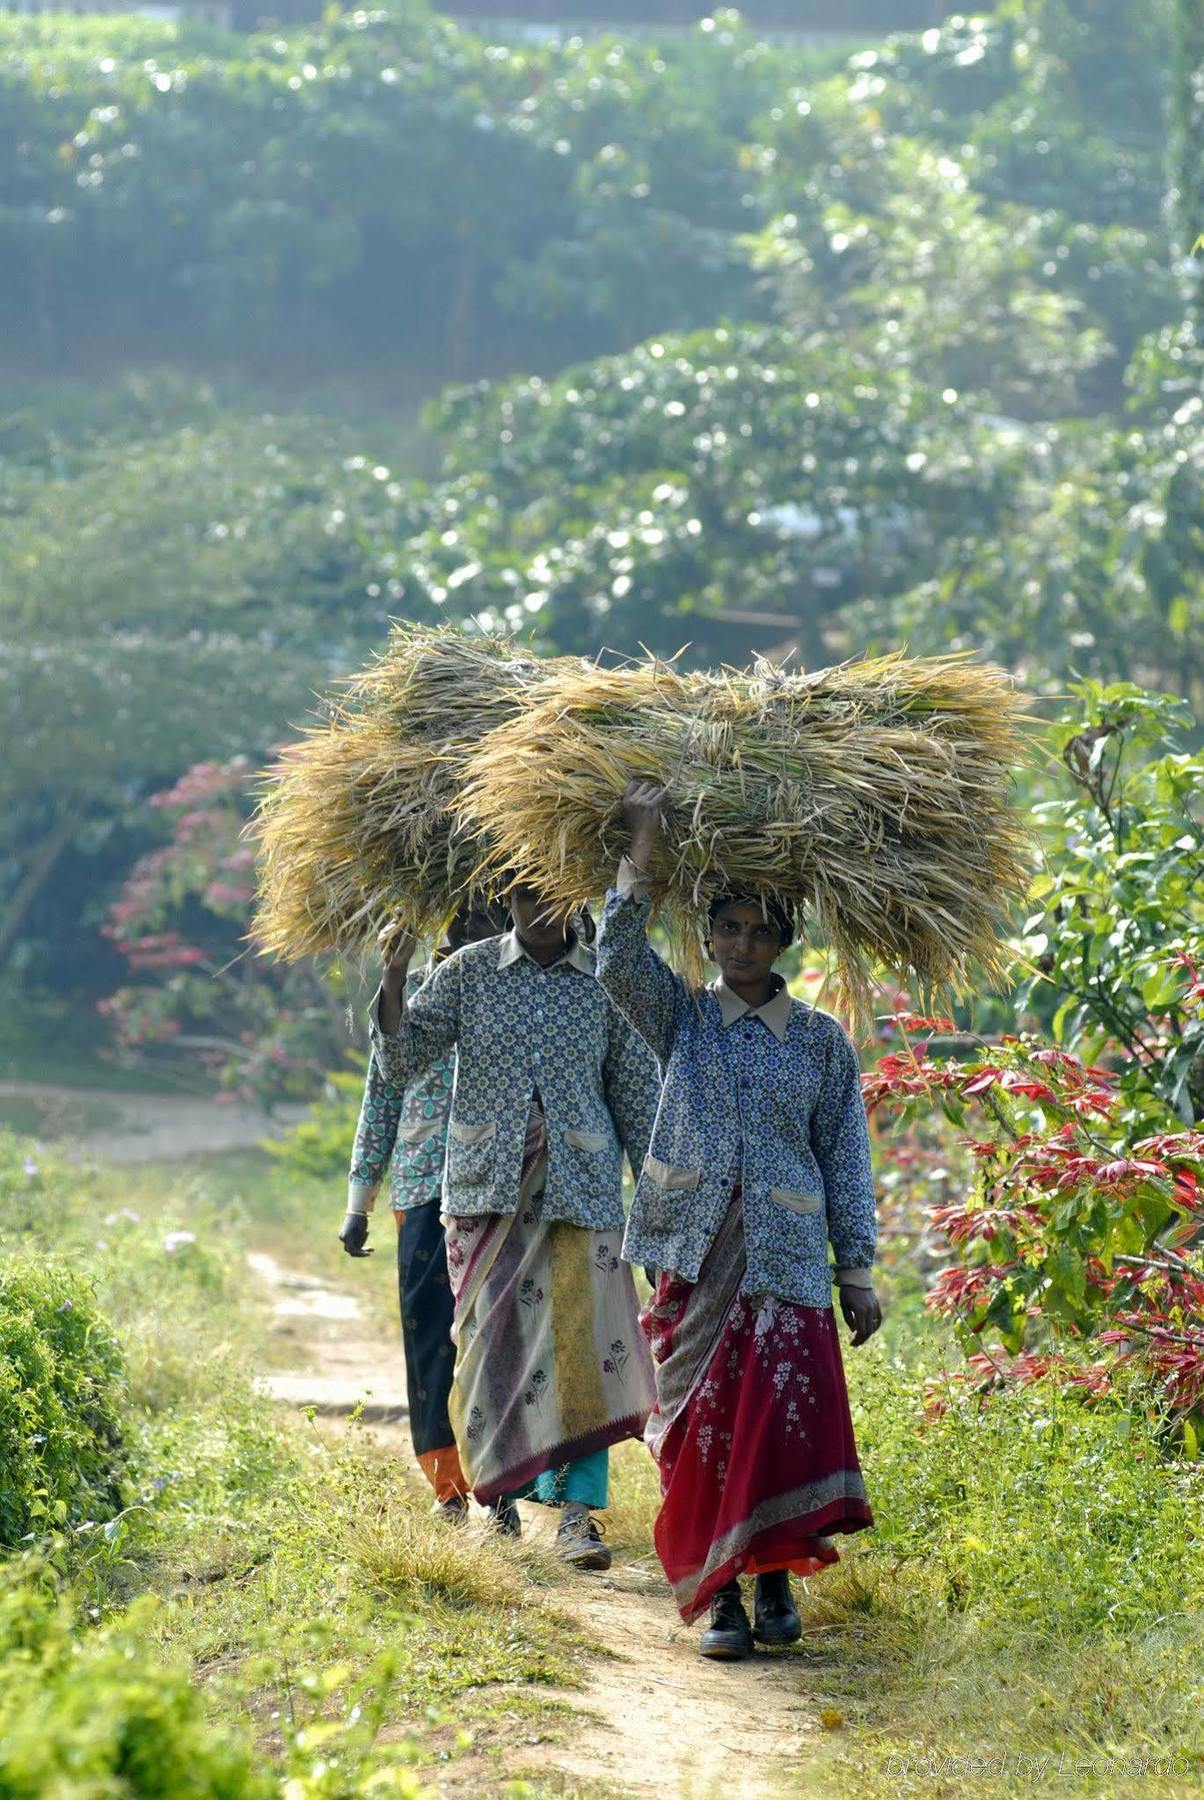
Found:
[0,1578,270,1800]
[0,1149,127,1545]
[0,2,1173,376]
[1024,684,1204,1123]
[408,326,1028,666]
[1,0,1199,1061]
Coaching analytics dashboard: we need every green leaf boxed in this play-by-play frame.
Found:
[940,1094,967,1128]
[1141,969,1178,1008]
[1051,997,1078,1044]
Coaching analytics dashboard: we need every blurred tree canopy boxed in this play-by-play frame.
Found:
[0,388,428,1016]
[0,1,1176,382]
[0,0,1200,1067]
[403,327,1030,667]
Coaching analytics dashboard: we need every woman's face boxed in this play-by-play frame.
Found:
[446,901,506,953]
[508,883,570,951]
[709,900,782,991]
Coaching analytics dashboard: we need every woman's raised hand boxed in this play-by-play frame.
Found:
[376,924,417,1034]
[378,922,418,981]
[621,779,668,868]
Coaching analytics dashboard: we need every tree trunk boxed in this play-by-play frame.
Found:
[0,812,81,967]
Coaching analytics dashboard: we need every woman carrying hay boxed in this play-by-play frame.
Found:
[596,780,881,1660]
[370,881,661,1570]
[338,897,509,1520]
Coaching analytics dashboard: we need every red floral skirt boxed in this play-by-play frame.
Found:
[641,1200,872,1623]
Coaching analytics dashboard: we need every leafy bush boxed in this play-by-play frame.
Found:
[0,1252,126,1546]
[750,129,1109,417]
[264,1065,365,1180]
[1023,682,1204,1123]
[410,324,1027,668]
[0,1570,271,1800]
[847,0,1171,232]
[101,759,352,1105]
[849,1335,1204,1636]
[864,683,1204,1416]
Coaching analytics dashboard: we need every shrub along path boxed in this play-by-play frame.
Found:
[252,1242,830,1799]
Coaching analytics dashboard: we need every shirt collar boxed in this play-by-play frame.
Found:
[497,928,594,975]
[711,974,793,1043]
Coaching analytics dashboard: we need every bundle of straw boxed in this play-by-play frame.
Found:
[252,625,578,960]
[454,652,1033,1017]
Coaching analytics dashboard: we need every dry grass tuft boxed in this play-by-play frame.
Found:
[603,1437,663,1554]
[345,1495,563,1611]
[251,624,581,960]
[455,650,1034,1021]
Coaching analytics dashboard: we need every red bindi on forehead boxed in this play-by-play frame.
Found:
[715,904,774,927]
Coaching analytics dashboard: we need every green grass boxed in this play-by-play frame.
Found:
[4,1132,1204,1796]
[0,1137,594,1795]
[600,1277,1204,1797]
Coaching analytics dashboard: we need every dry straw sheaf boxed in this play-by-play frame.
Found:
[253,625,1032,1025]
[251,624,580,960]
[455,651,1034,1019]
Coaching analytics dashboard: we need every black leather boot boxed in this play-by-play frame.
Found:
[487,1497,521,1537]
[753,1570,802,1645]
[699,1579,754,1660]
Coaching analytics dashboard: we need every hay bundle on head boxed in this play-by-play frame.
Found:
[454,652,1033,1021]
[252,624,576,961]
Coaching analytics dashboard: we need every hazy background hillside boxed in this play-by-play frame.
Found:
[1,0,1199,1084]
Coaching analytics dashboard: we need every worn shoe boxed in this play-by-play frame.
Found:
[487,1497,521,1538]
[753,1570,802,1646]
[699,1580,754,1661]
[556,1510,612,1571]
[435,1494,470,1525]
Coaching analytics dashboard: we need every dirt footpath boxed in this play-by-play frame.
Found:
[0,1080,305,1165]
[252,1249,829,1800]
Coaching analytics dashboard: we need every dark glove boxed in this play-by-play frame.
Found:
[839,1284,882,1346]
[339,1211,373,1257]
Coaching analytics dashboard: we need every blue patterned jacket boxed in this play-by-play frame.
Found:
[348,969,454,1214]
[596,868,877,1308]
[369,930,660,1230]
